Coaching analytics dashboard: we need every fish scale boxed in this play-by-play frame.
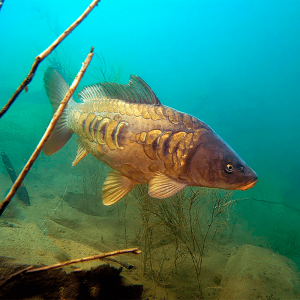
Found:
[43,67,258,205]
[71,100,205,184]
[74,110,127,151]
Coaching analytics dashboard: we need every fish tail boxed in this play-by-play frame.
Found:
[43,67,74,155]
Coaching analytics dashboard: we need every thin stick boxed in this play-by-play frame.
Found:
[0,48,94,217]
[28,248,142,273]
[0,0,101,118]
[0,248,142,287]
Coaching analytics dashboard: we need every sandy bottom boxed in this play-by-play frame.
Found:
[0,157,300,299]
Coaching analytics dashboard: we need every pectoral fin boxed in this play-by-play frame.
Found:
[102,171,136,205]
[72,140,88,166]
[149,172,187,199]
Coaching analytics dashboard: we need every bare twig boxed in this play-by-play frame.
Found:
[0,48,94,217]
[27,247,141,273]
[0,248,142,287]
[0,0,101,118]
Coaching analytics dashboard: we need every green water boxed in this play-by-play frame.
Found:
[0,1,300,299]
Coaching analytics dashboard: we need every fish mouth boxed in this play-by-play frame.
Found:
[238,177,258,191]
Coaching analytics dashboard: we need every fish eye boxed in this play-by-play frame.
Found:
[225,164,234,173]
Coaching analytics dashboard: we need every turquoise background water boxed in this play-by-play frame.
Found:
[1,0,300,275]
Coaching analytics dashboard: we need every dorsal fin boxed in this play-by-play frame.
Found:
[78,75,161,105]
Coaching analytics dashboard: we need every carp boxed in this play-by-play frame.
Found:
[43,67,257,205]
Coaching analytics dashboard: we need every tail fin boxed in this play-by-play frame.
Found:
[43,67,74,155]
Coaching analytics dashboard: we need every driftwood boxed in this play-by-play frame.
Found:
[0,0,101,118]
[0,48,94,217]
[0,248,142,288]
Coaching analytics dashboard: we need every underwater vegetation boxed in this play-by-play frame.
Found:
[1,0,300,299]
[132,185,231,299]
[14,152,295,299]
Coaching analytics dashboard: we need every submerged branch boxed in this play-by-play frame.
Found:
[0,247,142,287]
[27,247,141,273]
[0,0,101,118]
[0,48,94,217]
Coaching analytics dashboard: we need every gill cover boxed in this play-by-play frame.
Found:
[189,130,257,190]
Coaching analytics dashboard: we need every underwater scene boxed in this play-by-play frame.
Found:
[0,0,300,299]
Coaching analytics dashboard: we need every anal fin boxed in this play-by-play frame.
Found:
[102,171,136,205]
[72,140,88,166]
[149,172,187,199]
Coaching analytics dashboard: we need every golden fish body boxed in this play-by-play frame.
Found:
[70,99,207,182]
[43,68,258,205]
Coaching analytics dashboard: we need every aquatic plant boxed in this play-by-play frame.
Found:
[133,185,156,274]
[47,50,75,86]
[89,53,123,83]
[81,158,103,202]
[40,189,66,234]
[114,198,129,248]
[133,185,231,298]
[79,157,112,216]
